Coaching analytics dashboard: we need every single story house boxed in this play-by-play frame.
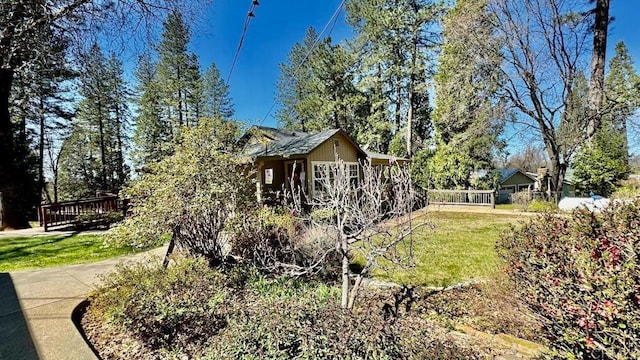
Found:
[497,168,577,204]
[242,126,406,203]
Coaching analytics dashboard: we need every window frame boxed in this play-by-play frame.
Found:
[311,161,359,197]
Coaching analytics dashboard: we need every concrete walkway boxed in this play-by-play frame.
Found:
[0,246,167,360]
[0,227,106,239]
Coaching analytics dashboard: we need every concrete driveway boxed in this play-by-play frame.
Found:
[0,246,167,360]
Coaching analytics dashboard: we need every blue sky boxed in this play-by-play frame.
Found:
[188,1,638,135]
[191,0,351,128]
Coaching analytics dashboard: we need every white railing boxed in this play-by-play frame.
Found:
[426,189,495,208]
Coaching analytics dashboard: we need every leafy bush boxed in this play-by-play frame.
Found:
[107,119,256,265]
[84,258,489,359]
[87,256,230,355]
[208,286,483,359]
[612,177,640,200]
[526,199,557,213]
[573,124,631,197]
[498,200,640,359]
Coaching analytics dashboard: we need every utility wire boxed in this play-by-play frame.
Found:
[257,0,346,127]
[227,0,260,84]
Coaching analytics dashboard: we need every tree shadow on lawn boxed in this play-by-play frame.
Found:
[0,232,84,264]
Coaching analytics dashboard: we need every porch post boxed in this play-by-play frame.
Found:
[255,161,263,204]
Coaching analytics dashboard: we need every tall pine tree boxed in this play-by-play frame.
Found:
[156,9,198,135]
[427,0,504,189]
[59,44,130,199]
[604,42,640,158]
[132,52,171,169]
[202,62,234,120]
[346,0,442,156]
[276,27,321,132]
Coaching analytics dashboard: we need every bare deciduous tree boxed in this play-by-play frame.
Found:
[505,145,549,172]
[286,159,429,309]
[490,0,591,192]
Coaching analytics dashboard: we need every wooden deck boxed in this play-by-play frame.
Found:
[39,196,129,231]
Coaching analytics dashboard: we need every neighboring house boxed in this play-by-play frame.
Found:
[497,168,536,204]
[497,167,577,204]
[242,126,406,203]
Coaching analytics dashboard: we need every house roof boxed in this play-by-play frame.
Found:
[364,150,409,164]
[499,168,536,184]
[499,167,577,185]
[243,126,366,159]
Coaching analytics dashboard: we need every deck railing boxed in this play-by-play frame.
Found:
[425,189,495,208]
[39,196,129,231]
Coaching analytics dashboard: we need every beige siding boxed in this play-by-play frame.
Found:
[307,133,359,164]
[306,133,361,197]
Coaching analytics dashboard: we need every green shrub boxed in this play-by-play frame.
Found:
[498,200,640,359]
[208,288,482,359]
[85,261,486,359]
[107,119,256,264]
[88,256,230,353]
[612,177,640,200]
[526,199,557,213]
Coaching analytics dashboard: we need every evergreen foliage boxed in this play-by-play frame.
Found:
[203,62,234,119]
[426,0,504,189]
[603,42,640,159]
[132,52,171,170]
[156,9,196,133]
[58,44,131,199]
[573,123,630,197]
[346,0,441,156]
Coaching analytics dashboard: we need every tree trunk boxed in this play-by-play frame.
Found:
[340,230,350,309]
[177,65,184,127]
[0,68,30,229]
[97,99,108,191]
[395,80,402,133]
[38,96,46,203]
[406,29,418,157]
[114,99,125,188]
[587,0,610,144]
[406,90,413,156]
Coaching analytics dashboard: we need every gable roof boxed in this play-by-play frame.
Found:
[243,126,366,159]
[499,168,536,184]
[499,167,578,186]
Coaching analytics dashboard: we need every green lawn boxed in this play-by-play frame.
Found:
[495,203,516,210]
[375,211,524,287]
[0,234,140,272]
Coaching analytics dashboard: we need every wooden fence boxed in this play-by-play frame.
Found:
[425,189,495,208]
[39,196,129,231]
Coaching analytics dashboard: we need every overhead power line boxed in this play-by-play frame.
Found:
[227,0,260,84]
[257,0,346,128]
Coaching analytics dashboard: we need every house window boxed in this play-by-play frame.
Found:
[312,162,359,197]
[348,163,359,187]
